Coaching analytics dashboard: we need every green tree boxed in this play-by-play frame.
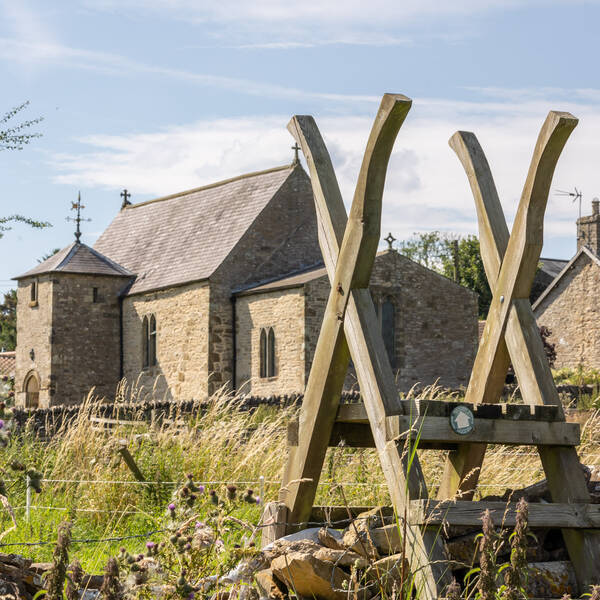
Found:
[440,236,492,319]
[0,290,16,351]
[1,102,50,239]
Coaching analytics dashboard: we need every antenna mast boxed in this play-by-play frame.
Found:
[556,187,583,220]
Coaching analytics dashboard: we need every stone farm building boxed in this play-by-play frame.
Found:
[14,161,478,408]
[534,199,600,369]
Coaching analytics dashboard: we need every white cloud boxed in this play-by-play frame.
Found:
[83,0,600,48]
[49,92,600,257]
[0,37,379,104]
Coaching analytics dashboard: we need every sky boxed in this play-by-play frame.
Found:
[1,0,600,293]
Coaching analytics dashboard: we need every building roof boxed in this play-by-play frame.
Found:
[14,242,133,280]
[0,351,15,378]
[94,163,299,295]
[532,246,600,311]
[235,248,478,297]
[539,257,569,280]
[235,263,327,296]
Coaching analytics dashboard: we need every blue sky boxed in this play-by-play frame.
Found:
[2,0,600,293]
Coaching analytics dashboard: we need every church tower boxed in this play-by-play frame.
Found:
[577,198,600,255]
[14,208,133,407]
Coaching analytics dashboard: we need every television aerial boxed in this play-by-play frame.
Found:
[555,187,583,219]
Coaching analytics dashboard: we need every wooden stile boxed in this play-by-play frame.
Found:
[272,99,600,598]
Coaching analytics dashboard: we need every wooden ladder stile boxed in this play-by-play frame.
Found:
[271,100,600,599]
[278,94,451,600]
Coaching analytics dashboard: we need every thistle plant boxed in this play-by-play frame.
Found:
[100,557,123,600]
[477,510,498,600]
[65,559,84,600]
[502,497,529,600]
[46,521,72,600]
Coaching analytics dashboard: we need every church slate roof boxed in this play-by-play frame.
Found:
[14,242,133,279]
[94,164,298,295]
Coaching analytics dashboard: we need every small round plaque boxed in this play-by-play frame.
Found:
[450,405,474,435]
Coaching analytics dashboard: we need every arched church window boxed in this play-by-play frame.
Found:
[149,315,157,366]
[267,327,276,377]
[259,327,276,378]
[259,329,267,378]
[142,316,149,368]
[381,299,396,367]
[24,372,40,408]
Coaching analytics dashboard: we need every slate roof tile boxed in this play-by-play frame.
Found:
[15,243,133,279]
[93,164,296,295]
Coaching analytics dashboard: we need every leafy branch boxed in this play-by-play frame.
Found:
[0,101,43,151]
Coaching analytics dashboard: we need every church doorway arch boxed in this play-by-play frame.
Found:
[23,371,40,408]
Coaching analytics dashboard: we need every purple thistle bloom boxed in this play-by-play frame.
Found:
[146,541,155,549]
[255,496,261,504]
[195,521,204,529]
[168,503,176,511]
[197,485,205,494]
[0,420,5,430]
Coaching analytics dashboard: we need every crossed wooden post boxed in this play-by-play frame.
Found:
[276,99,600,598]
[438,111,600,590]
[278,94,451,598]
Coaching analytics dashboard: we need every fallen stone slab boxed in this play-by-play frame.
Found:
[317,527,344,550]
[365,553,410,595]
[254,568,286,600]
[271,549,349,600]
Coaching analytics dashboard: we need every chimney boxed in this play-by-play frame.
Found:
[577,199,600,255]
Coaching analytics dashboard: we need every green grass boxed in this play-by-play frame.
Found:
[0,386,598,577]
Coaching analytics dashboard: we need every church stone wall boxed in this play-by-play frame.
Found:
[49,274,125,404]
[235,289,305,395]
[208,165,321,395]
[122,282,210,401]
[534,254,600,368]
[15,275,54,407]
[304,251,478,393]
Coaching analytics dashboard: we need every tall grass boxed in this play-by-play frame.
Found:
[0,384,598,575]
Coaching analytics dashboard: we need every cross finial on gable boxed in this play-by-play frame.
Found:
[384,232,396,250]
[66,191,91,243]
[292,142,301,165]
[120,188,131,209]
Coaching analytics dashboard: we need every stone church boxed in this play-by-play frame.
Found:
[14,160,478,407]
[534,199,600,369]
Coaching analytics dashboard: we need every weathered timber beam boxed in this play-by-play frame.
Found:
[284,97,453,598]
[386,416,579,447]
[410,499,600,529]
